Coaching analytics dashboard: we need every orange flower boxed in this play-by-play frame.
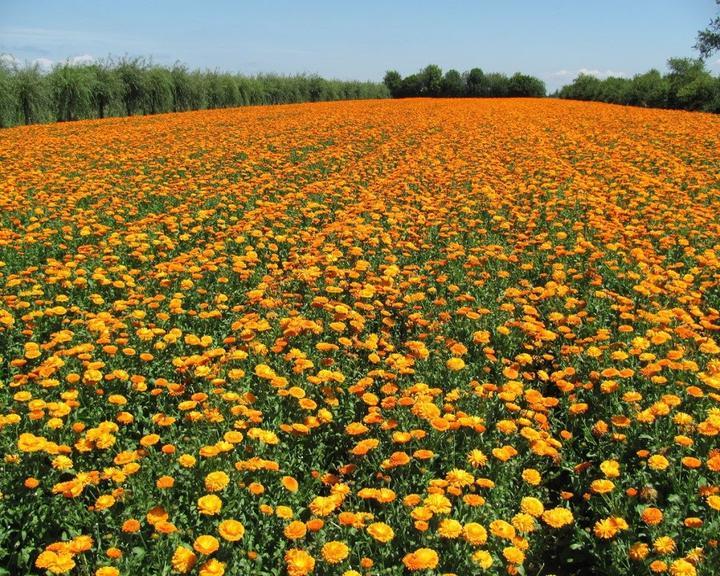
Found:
[402,548,439,571]
[367,522,395,543]
[193,535,220,555]
[285,548,315,576]
[284,521,307,540]
[321,541,349,564]
[198,494,222,516]
[641,507,663,526]
[218,519,245,541]
[172,546,198,573]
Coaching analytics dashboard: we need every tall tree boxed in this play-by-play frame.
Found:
[420,65,443,96]
[0,61,12,127]
[115,57,148,116]
[465,68,487,97]
[695,0,720,58]
[383,70,402,98]
[49,63,91,122]
[441,69,464,97]
[89,62,119,118]
[12,63,46,125]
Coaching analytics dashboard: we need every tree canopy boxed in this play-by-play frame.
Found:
[383,65,546,99]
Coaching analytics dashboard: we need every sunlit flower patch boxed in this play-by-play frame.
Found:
[1,99,719,575]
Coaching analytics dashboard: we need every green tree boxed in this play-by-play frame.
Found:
[558,73,602,101]
[420,65,443,96]
[12,63,47,125]
[89,62,119,118]
[598,76,631,104]
[695,0,720,58]
[465,68,487,97]
[383,70,402,97]
[485,72,510,97]
[145,66,173,114]
[115,57,147,116]
[666,58,711,110]
[508,72,546,97]
[629,69,668,108]
[49,63,91,121]
[441,69,464,97]
[0,60,13,127]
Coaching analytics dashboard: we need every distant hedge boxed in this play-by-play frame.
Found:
[383,65,546,99]
[0,56,390,127]
[555,58,720,113]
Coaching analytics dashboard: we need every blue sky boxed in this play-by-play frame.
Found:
[1,0,718,91]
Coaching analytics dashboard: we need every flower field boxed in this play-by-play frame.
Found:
[1,98,720,576]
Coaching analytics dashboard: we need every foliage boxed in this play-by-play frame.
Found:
[383,64,546,98]
[695,0,720,59]
[557,58,720,113]
[0,56,389,128]
[9,63,48,125]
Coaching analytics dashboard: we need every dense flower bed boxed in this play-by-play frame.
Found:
[1,99,719,575]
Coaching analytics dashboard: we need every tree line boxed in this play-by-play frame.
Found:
[0,56,390,127]
[555,58,720,113]
[383,65,546,98]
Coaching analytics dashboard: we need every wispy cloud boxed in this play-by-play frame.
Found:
[0,52,96,70]
[33,57,54,70]
[0,26,97,43]
[69,54,95,65]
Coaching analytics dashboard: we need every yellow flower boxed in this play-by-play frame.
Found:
[198,494,222,516]
[193,535,220,555]
[471,549,493,569]
[521,468,541,485]
[35,551,76,574]
[520,497,544,517]
[463,522,488,546]
[284,520,307,540]
[590,479,615,494]
[204,471,230,492]
[438,518,463,538]
[647,455,670,471]
[628,542,649,561]
[199,559,226,576]
[402,548,439,571]
[18,432,47,452]
[423,493,451,514]
[446,357,465,371]
[489,519,516,540]
[653,536,676,555]
[218,519,245,541]
[599,459,620,478]
[285,548,315,576]
[367,522,394,543]
[707,495,720,510]
[541,508,574,528]
[503,546,525,564]
[669,559,696,576]
[321,541,349,564]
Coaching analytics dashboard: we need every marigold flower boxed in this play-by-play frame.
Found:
[321,541,349,564]
[285,548,315,576]
[193,535,220,555]
[402,548,439,571]
[218,519,245,541]
[367,522,394,543]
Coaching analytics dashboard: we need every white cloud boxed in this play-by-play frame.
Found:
[68,54,95,65]
[32,57,55,70]
[0,53,20,66]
